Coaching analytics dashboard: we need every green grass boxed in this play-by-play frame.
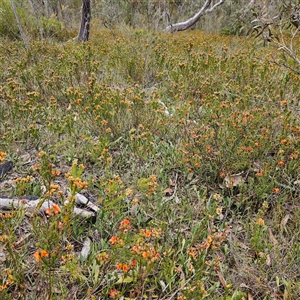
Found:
[0,29,299,299]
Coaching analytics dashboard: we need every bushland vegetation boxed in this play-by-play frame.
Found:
[0,0,299,299]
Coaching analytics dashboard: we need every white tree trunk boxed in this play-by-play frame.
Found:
[11,0,29,50]
[44,0,49,18]
[165,0,226,33]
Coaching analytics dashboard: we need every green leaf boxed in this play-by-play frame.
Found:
[116,276,134,284]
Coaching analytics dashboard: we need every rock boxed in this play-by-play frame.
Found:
[0,161,13,179]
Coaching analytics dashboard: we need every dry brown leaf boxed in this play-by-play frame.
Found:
[174,195,180,204]
[20,153,31,164]
[237,240,249,249]
[13,233,31,248]
[265,254,271,266]
[0,244,6,263]
[187,172,194,181]
[253,161,263,173]
[224,172,244,188]
[281,214,290,229]
[0,251,6,263]
[240,283,251,289]
[268,228,278,245]
[217,271,227,289]
[163,188,174,197]
[169,178,175,187]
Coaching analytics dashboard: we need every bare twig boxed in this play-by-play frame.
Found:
[268,58,300,74]
[0,45,12,54]
[161,273,195,299]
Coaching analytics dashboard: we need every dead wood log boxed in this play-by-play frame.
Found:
[0,194,96,218]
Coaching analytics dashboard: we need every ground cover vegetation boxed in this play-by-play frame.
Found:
[0,1,300,300]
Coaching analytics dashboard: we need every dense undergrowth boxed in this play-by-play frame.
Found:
[0,29,299,299]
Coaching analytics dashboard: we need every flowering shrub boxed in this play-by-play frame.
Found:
[0,29,299,299]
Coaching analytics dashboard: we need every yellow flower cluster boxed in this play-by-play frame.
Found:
[147,174,158,195]
[0,269,15,292]
[0,152,6,162]
[13,176,33,184]
[65,174,88,190]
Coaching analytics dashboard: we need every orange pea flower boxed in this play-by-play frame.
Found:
[109,236,123,246]
[33,251,41,263]
[122,264,130,273]
[109,289,120,299]
[45,204,61,216]
[40,249,49,257]
[33,249,49,263]
[52,204,61,214]
[109,236,118,245]
[119,219,131,232]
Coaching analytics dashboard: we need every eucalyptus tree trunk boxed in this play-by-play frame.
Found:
[11,0,29,50]
[43,0,49,18]
[78,0,91,42]
[165,0,226,33]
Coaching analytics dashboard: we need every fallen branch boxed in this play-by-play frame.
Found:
[0,194,96,218]
[75,193,100,212]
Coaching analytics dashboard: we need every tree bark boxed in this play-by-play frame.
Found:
[11,0,29,50]
[44,0,49,18]
[78,0,91,42]
[165,0,226,33]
